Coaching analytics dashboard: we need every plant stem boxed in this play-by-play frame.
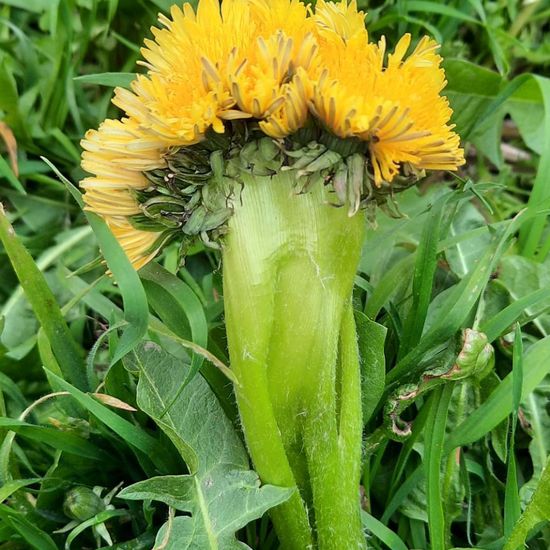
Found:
[303,304,365,549]
[223,171,366,549]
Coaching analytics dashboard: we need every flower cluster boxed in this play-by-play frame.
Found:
[81,0,464,269]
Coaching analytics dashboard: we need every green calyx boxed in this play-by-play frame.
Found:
[130,124,423,262]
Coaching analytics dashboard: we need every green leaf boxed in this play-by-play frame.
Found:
[0,58,23,134]
[3,512,58,550]
[424,385,454,550]
[445,202,493,279]
[517,76,550,258]
[400,193,448,357]
[125,342,247,475]
[0,155,25,194]
[0,417,107,460]
[1,226,92,363]
[450,73,550,259]
[480,286,550,343]
[150,0,196,12]
[361,510,408,550]
[0,204,87,389]
[389,213,522,385]
[65,509,128,549]
[466,74,534,141]
[520,378,550,504]
[503,457,550,550]
[74,72,136,88]
[508,77,546,154]
[0,478,40,501]
[121,469,293,550]
[90,226,149,365]
[355,311,386,425]
[444,59,504,138]
[140,262,207,389]
[43,370,169,470]
[41,159,149,366]
[86,216,150,366]
[0,0,52,11]
[381,465,424,524]
[364,255,415,319]
[389,396,433,483]
[121,342,292,548]
[140,263,236,422]
[504,325,523,538]
[491,255,550,336]
[404,1,479,22]
[445,63,549,171]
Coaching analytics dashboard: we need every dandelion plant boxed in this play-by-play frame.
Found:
[80,1,464,548]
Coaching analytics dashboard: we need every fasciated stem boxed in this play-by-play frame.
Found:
[303,304,365,549]
[223,171,366,549]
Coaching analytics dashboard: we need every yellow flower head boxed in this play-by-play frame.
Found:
[308,28,463,184]
[81,0,464,269]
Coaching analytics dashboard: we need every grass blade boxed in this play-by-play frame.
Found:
[0,418,108,460]
[480,286,550,342]
[86,211,149,366]
[44,369,171,471]
[74,72,136,88]
[0,478,40,501]
[0,155,25,194]
[140,262,207,387]
[0,203,87,389]
[41,158,149,366]
[361,510,408,550]
[399,194,448,358]
[66,510,128,549]
[504,324,523,537]
[389,211,525,385]
[503,457,550,550]
[381,465,423,524]
[4,513,58,550]
[424,384,454,550]
[403,1,479,23]
[518,76,550,258]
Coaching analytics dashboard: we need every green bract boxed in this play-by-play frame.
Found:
[130,125,424,263]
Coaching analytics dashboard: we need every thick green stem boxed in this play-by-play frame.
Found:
[303,304,365,548]
[223,171,366,549]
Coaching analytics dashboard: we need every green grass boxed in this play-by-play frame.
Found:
[1,0,550,548]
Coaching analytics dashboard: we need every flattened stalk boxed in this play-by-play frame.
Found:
[223,169,366,549]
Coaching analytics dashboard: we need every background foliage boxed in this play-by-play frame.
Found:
[0,0,550,548]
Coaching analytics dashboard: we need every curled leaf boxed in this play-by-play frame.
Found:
[92,393,137,412]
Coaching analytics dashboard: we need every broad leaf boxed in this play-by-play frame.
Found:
[125,342,246,474]
[121,467,292,550]
[122,343,293,548]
